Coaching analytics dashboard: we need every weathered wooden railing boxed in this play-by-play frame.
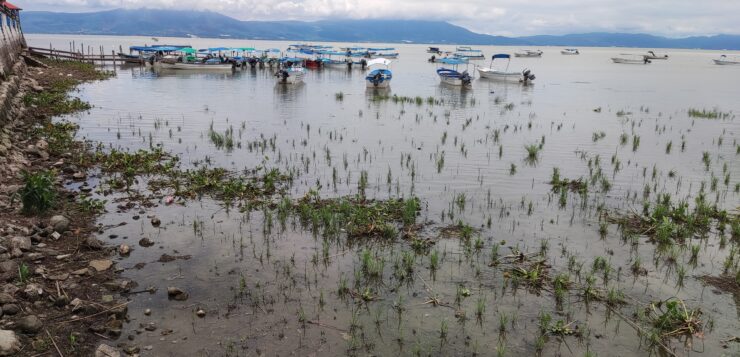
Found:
[28,46,144,65]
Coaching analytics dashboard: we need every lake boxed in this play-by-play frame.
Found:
[27,34,740,356]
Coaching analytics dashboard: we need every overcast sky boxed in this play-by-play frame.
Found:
[13,0,740,37]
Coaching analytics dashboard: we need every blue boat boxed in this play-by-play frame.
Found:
[436,58,472,86]
[365,58,393,88]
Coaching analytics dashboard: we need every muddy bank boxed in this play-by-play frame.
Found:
[0,58,126,356]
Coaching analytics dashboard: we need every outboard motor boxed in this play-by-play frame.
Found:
[644,57,651,64]
[360,59,367,70]
[275,70,289,83]
[371,72,383,87]
[461,70,472,86]
[522,69,536,83]
[429,55,436,63]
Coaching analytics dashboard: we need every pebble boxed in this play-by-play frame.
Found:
[118,244,130,256]
[16,315,43,334]
[89,259,113,272]
[196,308,206,318]
[166,287,189,301]
[144,308,151,316]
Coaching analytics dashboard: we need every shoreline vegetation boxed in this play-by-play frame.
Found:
[1,56,737,356]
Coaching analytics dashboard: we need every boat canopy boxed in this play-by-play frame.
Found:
[130,45,187,52]
[179,48,197,54]
[492,54,510,59]
[366,58,392,67]
[279,57,305,63]
[439,58,467,65]
[368,47,395,51]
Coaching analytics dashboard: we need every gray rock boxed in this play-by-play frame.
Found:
[95,343,121,357]
[9,236,31,251]
[49,215,70,233]
[84,236,103,250]
[167,287,189,301]
[16,315,43,334]
[1,304,18,315]
[0,329,21,356]
[0,293,14,304]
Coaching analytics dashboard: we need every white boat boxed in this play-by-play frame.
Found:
[611,54,651,64]
[436,58,472,86]
[454,46,485,60]
[158,61,233,70]
[365,58,393,88]
[561,48,580,55]
[645,51,668,60]
[477,54,535,83]
[275,65,306,84]
[514,50,543,57]
[713,55,740,65]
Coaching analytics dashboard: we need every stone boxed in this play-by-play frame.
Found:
[1,305,19,315]
[71,268,89,275]
[0,293,14,304]
[84,236,103,250]
[47,273,69,281]
[138,237,154,247]
[144,308,151,316]
[150,217,161,227]
[9,236,31,251]
[49,215,70,233]
[118,244,130,256]
[89,259,113,272]
[16,315,43,334]
[0,329,21,356]
[167,287,189,301]
[196,308,206,318]
[50,231,61,240]
[23,284,43,300]
[95,343,121,357]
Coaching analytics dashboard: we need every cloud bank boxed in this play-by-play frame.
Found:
[14,0,740,37]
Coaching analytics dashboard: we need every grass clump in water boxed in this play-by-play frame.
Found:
[687,108,731,119]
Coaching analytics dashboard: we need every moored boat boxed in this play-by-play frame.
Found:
[365,58,393,88]
[477,54,535,83]
[158,60,234,71]
[713,55,740,65]
[514,49,543,57]
[427,47,442,54]
[454,46,485,60]
[611,54,651,64]
[645,51,668,60]
[275,58,306,84]
[436,58,472,86]
[561,48,579,55]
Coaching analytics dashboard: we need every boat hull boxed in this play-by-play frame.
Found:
[159,62,233,70]
[560,51,579,55]
[714,59,740,65]
[477,68,524,81]
[611,58,649,64]
[276,69,305,84]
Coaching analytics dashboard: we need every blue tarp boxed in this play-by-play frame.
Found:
[438,58,467,65]
[492,54,511,59]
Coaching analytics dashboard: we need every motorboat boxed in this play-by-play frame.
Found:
[713,55,740,65]
[561,48,580,55]
[436,58,472,86]
[514,50,543,57]
[158,60,234,70]
[611,54,651,64]
[454,46,485,60]
[365,58,393,88]
[275,61,306,84]
[368,48,399,59]
[477,54,535,83]
[427,47,442,54]
[644,51,668,60]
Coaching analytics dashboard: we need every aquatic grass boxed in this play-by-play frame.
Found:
[687,108,731,119]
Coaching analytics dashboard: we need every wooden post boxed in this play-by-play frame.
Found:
[112,50,117,70]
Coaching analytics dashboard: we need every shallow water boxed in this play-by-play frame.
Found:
[28,34,740,356]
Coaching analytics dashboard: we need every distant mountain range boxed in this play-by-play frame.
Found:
[21,9,740,50]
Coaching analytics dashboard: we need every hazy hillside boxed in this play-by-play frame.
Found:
[21,9,740,49]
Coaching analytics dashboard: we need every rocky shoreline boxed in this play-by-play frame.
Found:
[0,58,130,356]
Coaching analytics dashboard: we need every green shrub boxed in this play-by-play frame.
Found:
[17,170,56,214]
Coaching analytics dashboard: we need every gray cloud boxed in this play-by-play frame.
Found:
[14,0,739,36]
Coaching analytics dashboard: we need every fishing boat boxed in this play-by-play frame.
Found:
[645,51,668,60]
[477,54,535,83]
[436,58,472,86]
[561,48,580,55]
[713,55,740,65]
[318,51,353,69]
[514,50,543,57]
[611,54,651,64]
[365,58,393,88]
[427,47,442,54]
[158,59,234,71]
[368,48,399,59]
[275,58,306,84]
[454,46,485,60]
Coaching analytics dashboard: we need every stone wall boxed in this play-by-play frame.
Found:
[0,6,25,156]
[0,9,24,80]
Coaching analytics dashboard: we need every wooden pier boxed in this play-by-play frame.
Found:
[27,45,144,65]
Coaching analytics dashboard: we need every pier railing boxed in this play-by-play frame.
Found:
[27,46,144,65]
